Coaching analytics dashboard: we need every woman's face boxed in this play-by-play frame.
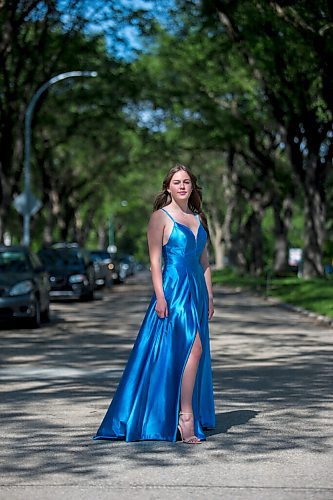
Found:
[168,170,192,203]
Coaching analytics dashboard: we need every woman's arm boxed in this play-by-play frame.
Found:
[147,210,168,318]
[200,244,214,320]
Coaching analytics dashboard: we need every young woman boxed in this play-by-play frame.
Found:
[93,164,215,444]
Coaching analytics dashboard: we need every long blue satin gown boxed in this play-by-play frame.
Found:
[93,207,215,442]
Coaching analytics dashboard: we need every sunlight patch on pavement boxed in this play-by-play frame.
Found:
[0,367,123,380]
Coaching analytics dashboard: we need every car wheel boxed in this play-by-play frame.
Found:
[29,298,41,328]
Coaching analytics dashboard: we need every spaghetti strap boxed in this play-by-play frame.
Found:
[160,207,175,222]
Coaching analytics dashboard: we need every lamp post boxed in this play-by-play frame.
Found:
[22,70,98,246]
[107,201,128,254]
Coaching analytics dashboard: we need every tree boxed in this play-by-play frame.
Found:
[131,15,297,274]
[0,0,92,241]
[210,0,333,277]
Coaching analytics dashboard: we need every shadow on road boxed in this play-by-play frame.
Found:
[206,410,259,436]
[1,279,333,479]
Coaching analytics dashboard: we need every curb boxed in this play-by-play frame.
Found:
[216,284,333,328]
[263,294,333,328]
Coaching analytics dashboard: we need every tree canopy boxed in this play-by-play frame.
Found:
[0,0,332,277]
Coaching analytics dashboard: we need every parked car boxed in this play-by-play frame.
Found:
[0,245,50,328]
[118,254,136,278]
[110,254,127,284]
[134,262,147,273]
[38,243,95,300]
[89,250,114,288]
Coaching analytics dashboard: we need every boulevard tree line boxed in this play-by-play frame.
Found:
[0,0,332,276]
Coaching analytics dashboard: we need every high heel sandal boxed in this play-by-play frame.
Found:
[178,412,202,444]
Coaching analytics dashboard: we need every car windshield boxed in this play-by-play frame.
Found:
[39,249,84,268]
[90,251,111,262]
[0,251,30,273]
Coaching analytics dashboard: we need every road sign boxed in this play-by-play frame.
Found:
[288,247,302,267]
[13,191,42,216]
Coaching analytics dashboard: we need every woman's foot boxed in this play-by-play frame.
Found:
[178,412,201,444]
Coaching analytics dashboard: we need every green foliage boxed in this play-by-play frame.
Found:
[1,0,332,273]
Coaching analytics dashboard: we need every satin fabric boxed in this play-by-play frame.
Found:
[93,208,215,442]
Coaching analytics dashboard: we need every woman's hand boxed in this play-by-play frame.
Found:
[155,296,168,319]
[208,296,214,320]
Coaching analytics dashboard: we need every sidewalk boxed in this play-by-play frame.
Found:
[1,275,332,499]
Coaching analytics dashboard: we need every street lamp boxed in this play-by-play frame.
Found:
[22,70,98,246]
[107,201,128,254]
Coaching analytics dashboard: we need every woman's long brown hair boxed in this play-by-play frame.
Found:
[153,164,210,240]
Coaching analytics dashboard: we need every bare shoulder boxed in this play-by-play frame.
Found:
[147,209,168,233]
[148,209,167,226]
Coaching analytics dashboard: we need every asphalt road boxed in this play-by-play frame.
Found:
[1,272,333,499]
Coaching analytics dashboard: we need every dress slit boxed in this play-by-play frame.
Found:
[174,280,203,439]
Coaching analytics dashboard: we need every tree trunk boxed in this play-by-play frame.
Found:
[219,163,236,269]
[242,190,267,276]
[77,207,96,246]
[210,217,224,269]
[208,182,236,270]
[98,224,108,249]
[274,234,288,275]
[230,211,247,274]
[302,156,325,278]
[60,205,75,242]
[247,211,264,275]
[273,194,293,274]
[42,205,53,244]
[42,189,63,244]
[0,122,14,242]
[0,208,4,243]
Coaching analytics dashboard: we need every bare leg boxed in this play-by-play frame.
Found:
[179,332,202,441]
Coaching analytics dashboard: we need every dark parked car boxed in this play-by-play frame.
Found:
[38,243,95,300]
[89,250,114,288]
[0,245,50,327]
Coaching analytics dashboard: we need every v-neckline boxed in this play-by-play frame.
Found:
[161,208,201,243]
[174,219,201,242]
